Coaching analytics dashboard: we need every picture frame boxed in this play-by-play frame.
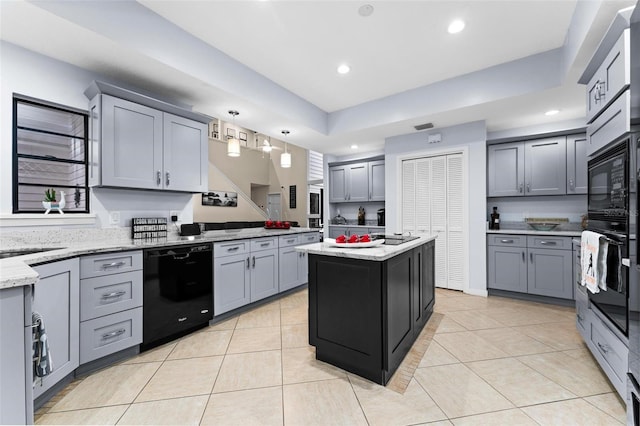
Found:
[226,128,235,138]
[239,131,247,142]
[202,191,238,207]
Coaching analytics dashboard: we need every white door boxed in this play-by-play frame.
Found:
[402,152,465,291]
[267,193,281,220]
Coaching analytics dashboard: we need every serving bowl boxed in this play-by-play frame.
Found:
[527,222,559,231]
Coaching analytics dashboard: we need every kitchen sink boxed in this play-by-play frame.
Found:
[0,248,64,260]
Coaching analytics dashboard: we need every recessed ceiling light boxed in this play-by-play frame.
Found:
[545,109,560,116]
[358,4,374,17]
[337,64,351,74]
[351,144,358,149]
[448,19,465,34]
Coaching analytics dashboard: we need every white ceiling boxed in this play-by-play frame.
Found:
[0,0,636,155]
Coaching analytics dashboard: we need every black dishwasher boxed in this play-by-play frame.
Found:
[142,244,213,350]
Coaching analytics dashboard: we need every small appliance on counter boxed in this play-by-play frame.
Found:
[180,223,201,237]
[332,210,347,225]
[377,208,385,226]
[358,206,365,225]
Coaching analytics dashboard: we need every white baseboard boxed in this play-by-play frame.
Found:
[465,288,488,297]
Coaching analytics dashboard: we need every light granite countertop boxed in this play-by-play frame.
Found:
[296,235,436,262]
[0,227,319,290]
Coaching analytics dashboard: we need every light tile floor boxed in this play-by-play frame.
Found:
[36,288,627,425]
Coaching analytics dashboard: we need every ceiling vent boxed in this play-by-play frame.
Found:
[414,122,434,131]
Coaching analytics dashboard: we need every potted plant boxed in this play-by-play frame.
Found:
[42,188,65,214]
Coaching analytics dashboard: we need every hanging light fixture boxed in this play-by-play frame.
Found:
[227,110,240,157]
[280,130,291,168]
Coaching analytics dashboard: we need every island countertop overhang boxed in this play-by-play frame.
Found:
[296,234,436,261]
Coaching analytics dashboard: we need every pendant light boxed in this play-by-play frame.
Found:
[227,110,240,157]
[280,130,291,168]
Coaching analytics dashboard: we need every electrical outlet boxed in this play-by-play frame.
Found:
[109,211,120,225]
[170,211,180,222]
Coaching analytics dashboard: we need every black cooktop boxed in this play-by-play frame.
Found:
[373,235,420,245]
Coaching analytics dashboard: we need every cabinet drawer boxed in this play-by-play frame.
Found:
[251,237,278,252]
[589,314,628,387]
[80,251,142,278]
[80,271,143,321]
[279,235,300,248]
[299,232,321,244]
[527,236,571,250]
[80,307,142,364]
[586,90,631,157]
[214,240,250,257]
[586,29,630,124]
[487,234,526,248]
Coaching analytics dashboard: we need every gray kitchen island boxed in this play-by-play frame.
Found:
[296,235,436,385]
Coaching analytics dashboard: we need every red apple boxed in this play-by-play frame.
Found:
[275,221,282,228]
[265,220,273,228]
[348,234,359,243]
[336,235,347,243]
[283,221,291,229]
[360,234,371,242]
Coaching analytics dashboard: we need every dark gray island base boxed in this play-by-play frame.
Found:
[303,237,435,385]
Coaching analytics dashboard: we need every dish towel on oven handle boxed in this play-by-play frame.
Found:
[581,230,609,293]
[32,311,53,379]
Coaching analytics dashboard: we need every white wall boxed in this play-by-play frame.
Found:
[1,42,193,228]
[385,121,488,296]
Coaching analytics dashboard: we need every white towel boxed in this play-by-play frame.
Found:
[581,230,609,293]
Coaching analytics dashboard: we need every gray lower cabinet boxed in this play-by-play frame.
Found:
[214,238,279,315]
[79,251,143,364]
[30,258,80,400]
[278,232,320,292]
[487,234,573,300]
[1,286,30,424]
[527,248,573,299]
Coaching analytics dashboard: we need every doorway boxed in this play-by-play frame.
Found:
[267,193,281,220]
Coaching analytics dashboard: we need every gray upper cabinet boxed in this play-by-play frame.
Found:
[525,137,567,196]
[329,166,348,202]
[566,134,588,194]
[329,158,385,203]
[488,137,569,197]
[586,29,630,124]
[369,160,385,201]
[487,142,525,197]
[87,86,208,193]
[30,258,80,400]
[347,163,369,202]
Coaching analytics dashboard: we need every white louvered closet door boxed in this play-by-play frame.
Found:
[430,156,448,289]
[415,158,431,233]
[401,152,466,290]
[446,154,464,290]
[402,160,416,232]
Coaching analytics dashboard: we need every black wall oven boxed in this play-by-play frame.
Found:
[587,138,634,338]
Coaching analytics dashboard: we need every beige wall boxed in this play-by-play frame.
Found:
[193,137,308,225]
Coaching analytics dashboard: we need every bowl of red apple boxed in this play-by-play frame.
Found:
[335,234,371,244]
[264,220,290,229]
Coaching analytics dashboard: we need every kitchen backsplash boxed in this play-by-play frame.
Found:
[486,195,587,223]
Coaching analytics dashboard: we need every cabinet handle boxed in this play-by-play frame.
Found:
[101,291,126,300]
[227,246,239,252]
[522,251,525,262]
[287,239,295,243]
[102,329,126,340]
[500,239,514,244]
[526,183,531,192]
[519,183,523,193]
[577,313,584,323]
[246,257,250,269]
[178,317,187,322]
[166,171,170,186]
[101,261,126,270]
[260,242,270,247]
[597,342,609,354]
[252,256,255,268]
[157,170,161,186]
[530,252,533,263]
[569,179,574,190]
[540,241,557,246]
